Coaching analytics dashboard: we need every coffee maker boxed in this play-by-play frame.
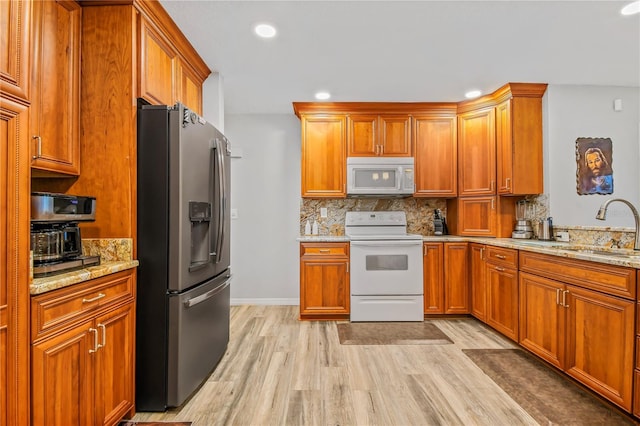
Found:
[512,200,533,239]
[31,192,100,277]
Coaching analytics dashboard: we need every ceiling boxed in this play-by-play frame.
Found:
[159,0,640,115]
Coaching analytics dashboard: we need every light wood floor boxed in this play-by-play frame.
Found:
[132,305,541,425]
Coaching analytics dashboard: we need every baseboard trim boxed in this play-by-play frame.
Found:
[231,298,299,306]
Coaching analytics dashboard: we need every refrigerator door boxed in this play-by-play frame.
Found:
[167,272,231,407]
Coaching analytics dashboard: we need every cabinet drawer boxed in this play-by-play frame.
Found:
[519,251,636,300]
[485,246,518,268]
[31,270,134,341]
[300,242,349,257]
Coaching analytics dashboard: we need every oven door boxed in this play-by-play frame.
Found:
[350,240,423,295]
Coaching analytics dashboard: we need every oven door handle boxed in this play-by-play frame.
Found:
[350,240,422,247]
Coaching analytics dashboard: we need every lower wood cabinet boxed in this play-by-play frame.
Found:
[423,242,468,314]
[30,270,136,426]
[519,254,635,412]
[299,242,350,320]
[423,242,444,313]
[470,245,518,341]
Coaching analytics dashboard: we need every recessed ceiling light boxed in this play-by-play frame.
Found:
[315,91,331,100]
[465,90,482,99]
[254,24,276,38]
[621,1,640,15]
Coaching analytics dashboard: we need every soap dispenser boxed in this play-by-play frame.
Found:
[304,220,311,235]
[312,220,319,235]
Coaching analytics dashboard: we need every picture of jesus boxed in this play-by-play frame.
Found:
[576,138,614,195]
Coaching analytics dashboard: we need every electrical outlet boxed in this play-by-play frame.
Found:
[555,231,569,242]
[320,207,328,218]
[231,208,238,219]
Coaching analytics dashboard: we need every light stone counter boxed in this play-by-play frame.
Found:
[30,260,139,295]
[298,235,640,268]
[30,238,138,295]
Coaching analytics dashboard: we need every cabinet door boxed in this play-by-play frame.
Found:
[94,303,135,426]
[30,0,81,176]
[495,100,513,194]
[458,107,495,196]
[518,272,565,369]
[300,243,350,318]
[31,321,94,426]
[456,196,497,236]
[423,243,444,314]
[347,114,377,156]
[379,114,411,156]
[0,0,31,100]
[139,17,176,106]
[565,285,634,411]
[444,243,469,314]
[486,264,518,341]
[176,59,203,115]
[301,115,346,197]
[414,116,457,197]
[470,244,486,321]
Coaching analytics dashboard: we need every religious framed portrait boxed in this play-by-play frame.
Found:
[576,137,613,195]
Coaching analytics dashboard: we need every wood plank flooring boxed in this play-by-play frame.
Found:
[131,306,545,425]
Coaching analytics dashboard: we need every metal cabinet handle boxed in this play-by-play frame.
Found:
[82,293,106,303]
[562,290,569,308]
[491,198,495,210]
[494,254,506,259]
[480,247,485,261]
[505,177,511,189]
[490,180,495,191]
[98,324,106,349]
[424,245,427,255]
[32,136,42,159]
[380,145,384,155]
[89,328,98,353]
[346,262,349,273]
[495,266,505,272]
[319,249,330,253]
[556,288,561,306]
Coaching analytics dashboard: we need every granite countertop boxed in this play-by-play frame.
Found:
[298,235,640,268]
[30,260,139,295]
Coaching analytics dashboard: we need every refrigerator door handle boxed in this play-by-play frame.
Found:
[214,138,226,264]
[183,279,231,308]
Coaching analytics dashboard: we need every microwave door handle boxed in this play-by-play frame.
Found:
[214,138,226,264]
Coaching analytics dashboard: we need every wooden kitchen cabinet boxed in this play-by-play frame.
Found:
[470,243,487,321]
[484,246,519,341]
[1,0,31,100]
[31,270,136,426]
[299,114,347,197]
[423,242,444,314]
[29,0,81,176]
[457,107,495,196]
[413,115,457,197]
[495,85,546,195]
[300,242,350,320]
[446,195,518,238]
[444,242,469,314]
[347,114,412,157]
[139,16,177,107]
[176,59,203,115]
[519,251,635,411]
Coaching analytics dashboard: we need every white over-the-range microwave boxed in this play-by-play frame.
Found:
[346,157,415,196]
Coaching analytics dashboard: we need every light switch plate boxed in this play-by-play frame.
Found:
[231,208,238,219]
[320,207,328,218]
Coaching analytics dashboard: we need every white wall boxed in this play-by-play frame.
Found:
[223,114,301,304]
[546,85,640,228]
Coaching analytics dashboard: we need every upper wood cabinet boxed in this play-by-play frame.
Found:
[30,0,81,176]
[446,195,518,238]
[495,86,545,195]
[457,107,495,196]
[299,114,347,198]
[1,0,31,101]
[176,59,203,115]
[347,114,412,157]
[139,16,177,107]
[413,115,457,197]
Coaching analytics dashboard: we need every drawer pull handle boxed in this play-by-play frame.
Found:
[494,254,506,259]
[89,328,99,353]
[82,293,106,303]
[98,324,106,349]
[495,266,505,272]
[319,249,330,253]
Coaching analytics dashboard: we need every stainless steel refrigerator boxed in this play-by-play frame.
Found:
[136,102,231,411]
